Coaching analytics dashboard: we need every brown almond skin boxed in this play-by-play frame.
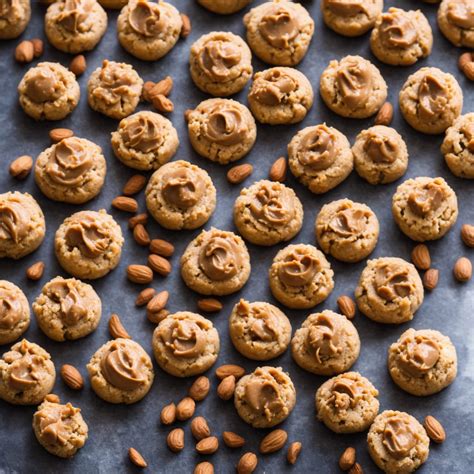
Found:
[188,376,210,402]
[269,157,287,182]
[374,101,393,126]
[339,446,356,470]
[423,268,439,291]
[147,290,169,313]
[148,254,172,276]
[142,81,155,102]
[167,428,185,452]
[197,298,223,313]
[424,415,446,444]
[176,397,195,421]
[411,244,431,270]
[223,431,245,448]
[135,287,156,306]
[237,452,258,474]
[287,441,302,465]
[150,238,175,257]
[26,261,45,281]
[459,52,474,81]
[160,402,176,425]
[215,364,245,380]
[196,436,219,455]
[461,224,474,247]
[128,447,147,468]
[109,314,131,339]
[259,429,287,454]
[453,257,472,282]
[112,196,138,213]
[49,128,74,143]
[31,38,43,58]
[45,393,60,403]
[194,462,214,474]
[9,155,33,179]
[191,416,211,440]
[149,76,173,98]
[123,174,147,196]
[69,54,87,76]
[152,94,174,113]
[15,40,34,63]
[348,462,363,474]
[180,13,191,38]
[337,295,356,319]
[133,224,151,246]
[60,364,84,390]
[217,375,235,400]
[128,213,148,229]
[147,308,169,324]
[127,265,153,284]
[227,164,253,184]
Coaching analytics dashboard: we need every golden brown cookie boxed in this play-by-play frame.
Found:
[438,0,474,48]
[0,281,30,346]
[0,0,31,39]
[198,0,252,15]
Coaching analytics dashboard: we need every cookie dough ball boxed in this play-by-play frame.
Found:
[441,113,474,179]
[33,277,101,342]
[99,0,127,8]
[87,338,154,404]
[315,199,379,263]
[190,31,252,97]
[229,299,291,361]
[234,366,296,428]
[187,98,257,164]
[181,228,251,296]
[355,257,424,324]
[288,124,353,194]
[152,312,219,377]
[248,67,313,125]
[320,0,383,37]
[111,111,179,171]
[234,180,303,246]
[399,67,463,135]
[55,209,124,280]
[0,0,30,39]
[18,62,80,121]
[0,281,30,346]
[243,0,314,66]
[291,311,360,375]
[368,410,429,473]
[269,244,334,309]
[392,176,458,241]
[45,0,107,54]
[198,0,251,15]
[87,60,143,120]
[0,339,56,405]
[35,137,106,204]
[145,160,216,230]
[33,399,88,458]
[388,328,457,396]
[315,372,379,433]
[353,125,408,185]
[438,0,474,48]
[117,0,182,61]
[370,8,433,66]
[0,191,45,259]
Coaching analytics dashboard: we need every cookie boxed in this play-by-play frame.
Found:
[198,0,252,15]
[243,0,314,66]
[187,98,257,164]
[145,160,216,230]
[190,31,252,97]
[234,366,296,428]
[35,136,106,204]
[99,0,127,8]
[0,339,56,405]
[392,176,458,241]
[367,410,430,473]
[438,0,474,49]
[315,199,379,263]
[152,311,220,377]
[269,244,334,309]
[355,257,424,324]
[111,111,179,171]
[399,67,463,134]
[233,180,303,246]
[315,372,379,433]
[288,124,353,194]
[87,338,154,404]
[370,7,433,66]
[33,276,101,342]
[388,328,457,396]
[87,60,143,120]
[229,299,291,361]
[181,227,251,296]
[117,0,182,61]
[18,62,80,121]
[0,191,46,260]
[33,399,88,458]
[441,113,474,179]
[0,280,30,346]
[45,0,107,54]
[320,0,383,37]
[352,125,408,185]
[291,310,360,376]
[0,0,31,39]
[248,67,313,125]
[55,209,124,280]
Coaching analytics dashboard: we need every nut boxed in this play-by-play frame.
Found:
[191,416,211,440]
[269,157,287,182]
[45,393,60,403]
[128,447,147,468]
[142,81,155,101]
[197,298,223,313]
[148,254,172,276]
[259,429,287,454]
[188,376,210,401]
[180,13,191,38]
[147,308,169,324]
[374,102,393,126]
[60,364,84,390]
[31,38,43,58]
[227,163,253,184]
[147,290,169,313]
[109,314,131,339]
[337,295,356,319]
[15,40,34,63]
[152,94,174,113]
[348,462,363,474]
[194,462,214,474]
[135,287,156,306]
[423,268,439,291]
[9,155,33,179]
[160,402,176,425]
[112,196,138,213]
[49,128,74,143]
[167,428,185,452]
[424,415,446,444]
[196,436,219,455]
[411,244,431,270]
[339,446,356,470]
[133,224,151,246]
[459,52,474,81]
[223,431,245,448]
[128,213,148,229]
[287,441,302,465]
[237,452,258,474]
[127,265,153,284]
[26,261,44,281]
[453,257,472,282]
[69,54,87,76]
[149,76,173,98]
[461,224,474,247]
[150,239,175,257]
[176,397,195,421]
[123,174,147,196]
[217,375,235,400]
[215,364,245,380]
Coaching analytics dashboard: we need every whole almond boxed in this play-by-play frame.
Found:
[337,295,356,319]
[188,376,210,401]
[237,452,258,474]
[142,81,155,102]
[461,224,474,247]
[167,428,185,452]
[216,364,245,380]
[26,261,44,281]
[150,239,175,257]
[463,62,474,81]
[133,224,151,246]
[152,94,174,113]
[454,257,472,282]
[423,268,439,291]
[176,397,195,421]
[135,287,156,306]
[128,213,148,229]
[227,163,253,184]
[424,415,446,444]
[147,308,169,324]
[31,38,43,58]
[374,102,393,126]
[49,128,74,143]
[9,155,33,179]
[123,174,147,196]
[69,54,87,76]
[339,447,356,470]
[348,462,363,474]
[127,265,153,284]
[269,157,287,182]
[45,393,60,403]
[180,13,191,38]
[109,314,131,339]
[129,448,147,468]
[196,436,219,455]
[149,76,173,98]
[160,402,176,425]
[287,441,302,465]
[60,364,84,390]
[147,290,169,313]
[191,416,211,440]
[112,196,138,213]
[15,40,34,63]
[194,462,214,474]
[197,298,222,313]
[184,109,193,122]
[259,429,287,454]
[223,431,245,448]
[148,254,172,276]
[459,52,474,81]
[217,375,235,400]
[411,244,431,270]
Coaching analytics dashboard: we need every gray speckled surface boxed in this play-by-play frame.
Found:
[0,0,473,473]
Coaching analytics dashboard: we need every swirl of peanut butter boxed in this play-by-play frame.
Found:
[398,334,440,377]
[236,300,278,343]
[0,289,22,330]
[259,4,300,49]
[383,416,418,459]
[161,167,205,209]
[328,206,369,237]
[306,313,341,363]
[379,9,417,48]
[25,67,62,103]
[418,74,448,121]
[199,234,242,281]
[8,341,49,390]
[128,0,164,37]
[100,341,147,390]
[203,102,247,146]
[249,183,294,227]
[278,247,319,286]
[364,133,399,164]
[329,375,364,410]
[64,214,109,259]
[408,180,445,217]
[326,0,367,16]
[198,39,242,81]
[35,403,78,446]
[94,61,135,106]
[249,69,296,106]
[336,58,372,109]
[0,198,28,244]
[56,0,93,34]
[161,319,207,358]
[447,0,474,29]
[298,125,337,170]
[48,280,87,326]
[375,262,414,301]
[122,114,161,153]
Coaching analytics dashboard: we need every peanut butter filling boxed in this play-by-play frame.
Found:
[202,101,248,146]
[328,206,369,237]
[249,69,296,106]
[447,0,474,29]
[249,182,294,227]
[374,262,415,301]
[161,167,205,209]
[93,60,136,106]
[199,234,242,281]
[64,214,109,259]
[0,197,28,244]
[328,376,364,410]
[128,0,164,37]
[198,39,242,81]
[24,67,62,103]
[56,0,94,34]
[298,125,337,170]
[35,403,79,446]
[383,416,419,459]
[407,180,445,216]
[397,334,440,377]
[326,0,367,17]
[259,4,300,49]
[418,74,449,121]
[236,300,278,343]
[47,280,87,326]
[122,114,162,153]
[336,58,372,109]
[278,247,319,286]
[364,133,399,164]
[305,313,341,364]
[161,319,207,358]
[379,9,417,48]
[0,288,21,330]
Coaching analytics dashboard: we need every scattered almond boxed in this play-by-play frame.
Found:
[152,94,174,113]
[461,224,474,247]
[339,447,356,470]
[217,375,235,400]
[348,462,363,474]
[133,224,151,246]
[215,364,245,380]
[31,38,43,58]
[15,40,34,63]
[109,313,131,339]
[26,261,44,281]
[127,265,153,284]
[269,157,287,182]
[112,196,138,213]
[149,76,173,98]
[148,254,172,276]
[259,429,287,454]
[237,452,258,474]
[45,393,60,403]
[411,244,431,270]
[129,447,147,468]
[180,13,191,38]
[160,402,176,425]
[142,81,155,102]
[287,441,302,465]
[196,436,219,455]
[197,298,222,313]
[147,290,169,313]
[374,102,393,126]
[194,462,214,474]
[69,54,87,76]
[459,52,474,81]
[135,287,156,306]
[150,239,175,257]
[337,295,356,319]
[227,163,253,184]
[128,213,148,229]
[9,155,33,179]
[123,174,147,196]
[188,376,210,402]
[167,428,185,452]
[223,431,245,448]
[176,397,195,421]
[147,308,169,324]
[453,257,472,282]
[191,416,211,441]
[423,268,439,291]
[60,364,84,390]
[424,415,446,444]
[49,128,73,143]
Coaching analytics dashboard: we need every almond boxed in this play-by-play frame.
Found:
[191,416,211,440]
[176,397,195,421]
[348,462,363,474]
[15,40,34,63]
[227,163,253,184]
[287,441,302,465]
[167,428,185,452]
[149,76,173,98]
[461,224,474,247]
[339,446,356,470]
[196,436,219,455]
[459,52,474,81]
[31,38,43,58]
[135,287,156,306]
[69,54,87,76]
[453,257,472,282]
[259,429,287,454]
[194,462,214,474]
[127,265,153,284]
[217,375,235,400]
[60,364,84,390]
[44,393,60,403]
[112,196,138,213]
[423,268,439,291]
[269,157,287,182]
[462,62,474,81]
[423,415,446,444]
[223,431,245,448]
[150,239,175,257]
[180,13,191,38]
[49,128,74,143]
[216,364,245,380]
[374,102,393,126]
[123,174,147,196]
[147,308,169,324]
[188,376,210,401]
[9,155,33,179]
[148,254,172,276]
[197,298,222,313]
[109,314,131,339]
[133,224,151,246]
[237,452,258,474]
[337,295,356,319]
[128,447,147,468]
[152,94,174,113]
[160,402,176,425]
[147,290,169,313]
[411,244,431,270]
[128,213,148,229]
[26,261,44,281]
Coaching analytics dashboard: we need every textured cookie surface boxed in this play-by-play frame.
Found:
[0,281,30,346]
